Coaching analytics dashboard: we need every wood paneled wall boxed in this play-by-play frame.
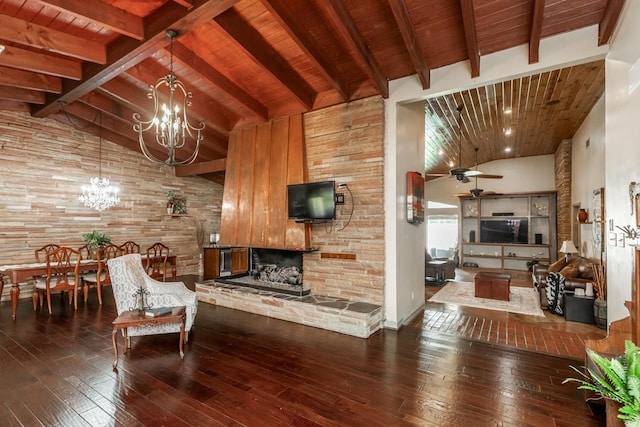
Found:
[0,111,223,301]
[220,114,310,250]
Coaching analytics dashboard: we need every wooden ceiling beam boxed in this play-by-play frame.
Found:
[171,42,268,119]
[213,8,316,110]
[598,0,625,46]
[0,66,61,93]
[316,0,388,98]
[259,0,350,101]
[0,100,30,113]
[0,85,46,104]
[460,0,480,78]
[388,0,430,89]
[529,0,545,64]
[33,0,145,40]
[0,15,106,63]
[174,158,227,176]
[78,92,137,125]
[0,45,82,80]
[31,0,239,118]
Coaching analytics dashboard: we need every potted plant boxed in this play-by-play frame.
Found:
[527,259,540,272]
[82,230,112,256]
[563,340,640,426]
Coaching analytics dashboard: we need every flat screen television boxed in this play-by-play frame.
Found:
[480,219,528,244]
[287,180,336,221]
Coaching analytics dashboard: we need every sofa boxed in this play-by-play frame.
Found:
[533,256,600,309]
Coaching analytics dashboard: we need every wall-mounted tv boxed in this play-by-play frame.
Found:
[287,181,336,221]
[480,219,528,244]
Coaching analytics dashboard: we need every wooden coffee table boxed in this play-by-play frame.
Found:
[474,271,511,301]
[111,306,186,368]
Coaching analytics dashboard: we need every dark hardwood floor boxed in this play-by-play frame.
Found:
[0,275,605,426]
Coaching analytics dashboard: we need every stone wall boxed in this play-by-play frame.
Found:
[554,139,572,253]
[0,110,223,301]
[301,97,385,305]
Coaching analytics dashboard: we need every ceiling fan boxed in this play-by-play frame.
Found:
[426,105,503,183]
[455,147,502,198]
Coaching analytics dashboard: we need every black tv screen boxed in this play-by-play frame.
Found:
[480,219,528,244]
[287,181,336,220]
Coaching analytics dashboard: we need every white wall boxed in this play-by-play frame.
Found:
[604,1,640,323]
[385,24,610,328]
[384,101,426,328]
[571,95,606,259]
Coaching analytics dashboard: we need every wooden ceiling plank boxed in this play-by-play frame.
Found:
[0,14,106,63]
[171,41,268,119]
[33,0,145,40]
[460,0,480,78]
[259,0,350,101]
[0,100,30,113]
[529,0,545,64]
[0,45,82,79]
[78,92,137,125]
[0,65,61,93]
[31,0,240,118]
[213,8,316,110]
[598,0,625,46]
[316,0,388,98]
[174,158,227,176]
[388,0,430,89]
[0,85,46,104]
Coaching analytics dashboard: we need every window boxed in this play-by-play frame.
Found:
[427,215,458,258]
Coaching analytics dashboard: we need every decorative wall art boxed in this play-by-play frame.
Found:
[406,171,424,224]
[592,187,604,252]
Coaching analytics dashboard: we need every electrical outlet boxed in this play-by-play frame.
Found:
[335,193,345,205]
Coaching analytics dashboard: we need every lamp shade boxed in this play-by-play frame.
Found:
[559,240,578,254]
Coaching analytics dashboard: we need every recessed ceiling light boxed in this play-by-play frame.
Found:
[448,160,455,167]
[504,128,512,136]
[0,44,5,55]
[505,147,512,153]
[504,108,512,114]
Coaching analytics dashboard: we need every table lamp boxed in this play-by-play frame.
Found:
[559,240,579,261]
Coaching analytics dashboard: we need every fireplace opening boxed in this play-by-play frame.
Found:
[221,248,310,296]
[252,248,303,286]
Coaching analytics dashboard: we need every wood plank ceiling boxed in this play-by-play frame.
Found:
[0,0,625,183]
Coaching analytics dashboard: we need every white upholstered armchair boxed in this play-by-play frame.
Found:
[107,253,198,342]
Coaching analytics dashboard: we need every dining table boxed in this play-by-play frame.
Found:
[0,254,177,320]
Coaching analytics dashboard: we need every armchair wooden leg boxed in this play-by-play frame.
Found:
[97,284,103,305]
[83,281,89,303]
[46,292,52,315]
[32,291,38,311]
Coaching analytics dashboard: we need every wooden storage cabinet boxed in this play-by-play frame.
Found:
[474,272,511,300]
[459,192,557,271]
[203,247,249,279]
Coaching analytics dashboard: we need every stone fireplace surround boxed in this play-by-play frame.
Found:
[196,248,383,338]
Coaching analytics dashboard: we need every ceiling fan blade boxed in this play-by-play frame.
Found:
[460,176,470,184]
[474,173,503,179]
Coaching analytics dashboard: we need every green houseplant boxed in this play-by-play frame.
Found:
[563,340,640,426]
[82,230,112,251]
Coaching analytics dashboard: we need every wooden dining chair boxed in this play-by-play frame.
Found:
[82,244,121,305]
[119,241,140,254]
[33,243,61,288]
[77,243,92,260]
[145,242,169,282]
[33,246,81,314]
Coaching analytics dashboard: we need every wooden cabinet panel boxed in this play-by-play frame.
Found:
[203,248,220,280]
[231,247,248,275]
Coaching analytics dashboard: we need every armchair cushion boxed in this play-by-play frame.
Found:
[108,254,197,338]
